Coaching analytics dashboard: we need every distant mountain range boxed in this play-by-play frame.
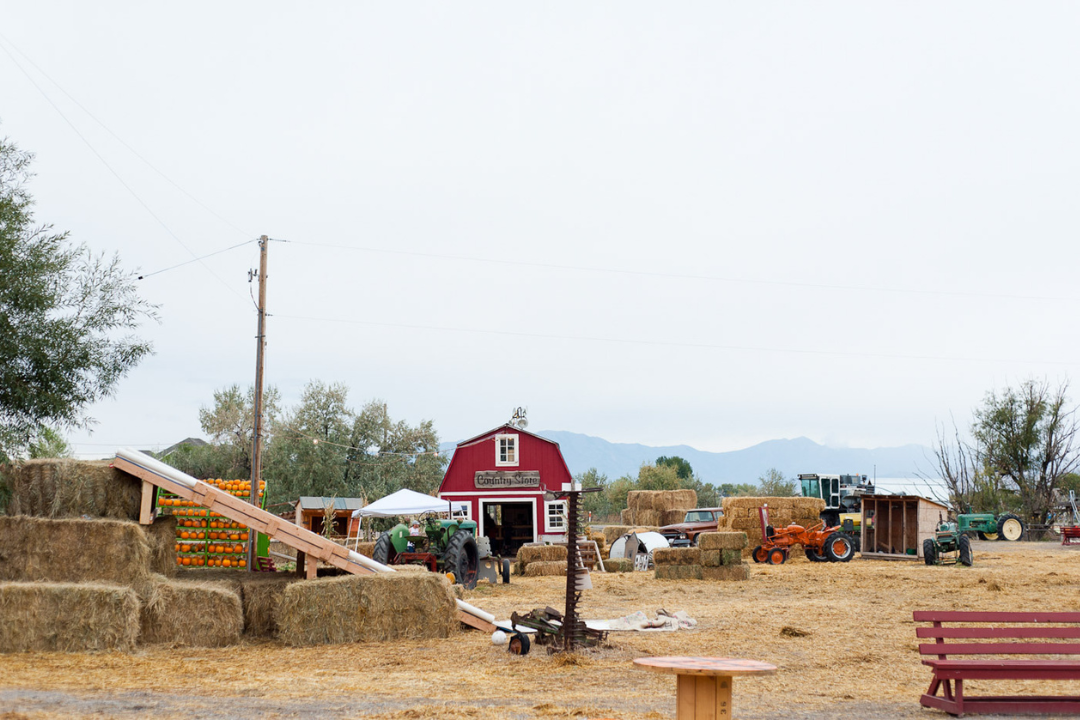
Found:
[439,430,932,485]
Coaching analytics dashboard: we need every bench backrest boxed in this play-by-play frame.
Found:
[915,611,1080,659]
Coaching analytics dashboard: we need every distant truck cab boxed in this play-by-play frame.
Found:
[798,473,876,550]
[659,507,724,547]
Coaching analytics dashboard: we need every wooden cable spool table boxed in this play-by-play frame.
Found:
[634,656,777,720]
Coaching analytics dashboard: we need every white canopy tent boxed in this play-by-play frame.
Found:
[351,488,451,519]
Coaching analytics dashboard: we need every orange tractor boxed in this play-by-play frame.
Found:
[751,505,855,564]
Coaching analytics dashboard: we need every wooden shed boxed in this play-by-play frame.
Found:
[436,423,576,557]
[860,494,950,560]
[294,496,364,537]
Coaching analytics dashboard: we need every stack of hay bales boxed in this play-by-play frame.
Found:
[719,496,826,558]
[515,544,567,577]
[620,489,697,527]
[652,532,751,581]
[276,572,457,646]
[3,459,142,520]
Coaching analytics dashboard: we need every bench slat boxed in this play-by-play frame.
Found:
[919,642,1080,656]
[914,611,1080,623]
[917,627,1080,639]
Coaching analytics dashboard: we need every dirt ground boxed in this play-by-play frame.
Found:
[3,540,1080,719]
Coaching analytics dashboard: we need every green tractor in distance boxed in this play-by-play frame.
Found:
[924,520,974,566]
[373,515,481,589]
[955,511,1026,541]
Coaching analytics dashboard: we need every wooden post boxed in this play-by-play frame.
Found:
[247,235,268,572]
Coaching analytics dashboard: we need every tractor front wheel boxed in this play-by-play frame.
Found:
[445,530,480,589]
[958,535,973,566]
[373,531,397,565]
[923,539,937,565]
[766,547,786,565]
[824,533,855,562]
[997,514,1026,542]
[752,545,767,563]
[978,531,999,541]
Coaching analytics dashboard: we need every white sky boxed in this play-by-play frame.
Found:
[2,2,1078,458]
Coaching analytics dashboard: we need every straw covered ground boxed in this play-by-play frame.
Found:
[3,540,1080,719]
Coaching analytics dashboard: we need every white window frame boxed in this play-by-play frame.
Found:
[448,500,472,522]
[495,433,519,467]
[544,500,567,534]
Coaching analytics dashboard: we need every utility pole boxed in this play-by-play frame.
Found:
[247,235,268,572]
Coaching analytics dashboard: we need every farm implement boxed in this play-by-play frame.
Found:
[751,504,855,564]
[923,518,973,566]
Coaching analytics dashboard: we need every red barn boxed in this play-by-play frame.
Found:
[437,424,576,556]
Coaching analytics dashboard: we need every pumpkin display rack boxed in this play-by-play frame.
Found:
[157,478,268,569]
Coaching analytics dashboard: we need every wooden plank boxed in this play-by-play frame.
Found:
[915,611,1080,623]
[695,675,715,718]
[716,675,733,719]
[138,481,155,525]
[918,627,1080,639]
[919,642,1080,656]
[457,610,496,633]
[676,674,695,719]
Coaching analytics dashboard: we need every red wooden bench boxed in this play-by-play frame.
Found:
[915,611,1080,716]
[1061,526,1080,545]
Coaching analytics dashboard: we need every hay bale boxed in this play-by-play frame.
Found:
[3,459,142,520]
[702,565,750,581]
[603,558,634,572]
[603,525,632,545]
[354,541,376,558]
[653,490,697,512]
[277,572,456,647]
[516,545,567,565]
[0,516,151,585]
[653,547,701,566]
[238,575,299,637]
[632,526,660,535]
[698,532,749,551]
[721,496,824,517]
[633,509,661,527]
[620,508,634,525]
[145,516,177,577]
[659,509,686,526]
[654,565,702,581]
[701,549,745,567]
[138,575,243,647]
[627,490,659,512]
[0,582,140,652]
[523,561,566,577]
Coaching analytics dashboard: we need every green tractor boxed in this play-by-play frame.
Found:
[373,515,481,589]
[924,520,974,567]
[955,511,1026,541]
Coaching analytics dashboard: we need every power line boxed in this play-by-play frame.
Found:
[138,239,255,279]
[0,32,253,240]
[273,312,1080,367]
[0,37,247,303]
[279,239,1072,304]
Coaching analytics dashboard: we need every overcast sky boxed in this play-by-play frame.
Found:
[3,2,1078,459]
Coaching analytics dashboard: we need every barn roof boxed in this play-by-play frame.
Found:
[455,423,560,449]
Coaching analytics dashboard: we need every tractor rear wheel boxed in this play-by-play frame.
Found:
[445,530,480,589]
[501,558,511,584]
[923,539,937,566]
[806,547,827,562]
[767,547,786,565]
[997,514,1026,541]
[958,535,973,566]
[373,531,397,565]
[824,533,855,562]
[752,546,767,563]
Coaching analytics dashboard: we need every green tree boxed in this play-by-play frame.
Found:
[656,455,693,480]
[972,378,1079,522]
[0,136,156,459]
[719,483,757,497]
[197,384,281,480]
[27,427,71,459]
[757,468,797,496]
[576,468,615,520]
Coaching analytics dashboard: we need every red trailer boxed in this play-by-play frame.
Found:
[437,424,576,557]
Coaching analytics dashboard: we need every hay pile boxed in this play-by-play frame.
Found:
[654,531,751,581]
[514,544,567,575]
[277,572,457,647]
[2,459,142,520]
[138,575,243,647]
[0,582,140,652]
[620,489,697,527]
[523,561,566,577]
[0,516,151,586]
[719,497,825,558]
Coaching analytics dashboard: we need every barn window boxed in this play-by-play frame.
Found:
[495,433,518,467]
[545,500,567,533]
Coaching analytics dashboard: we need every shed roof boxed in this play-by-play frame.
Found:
[863,494,948,509]
[295,496,364,511]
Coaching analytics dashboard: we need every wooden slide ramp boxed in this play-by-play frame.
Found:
[114,450,495,632]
